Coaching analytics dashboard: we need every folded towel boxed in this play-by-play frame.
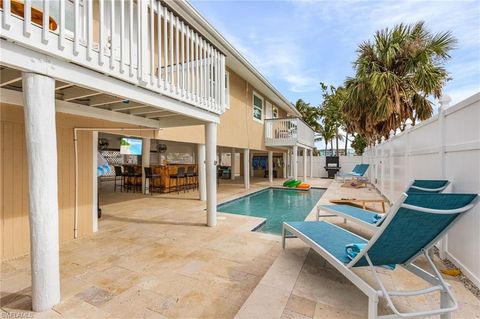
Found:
[345,243,396,270]
[372,214,382,224]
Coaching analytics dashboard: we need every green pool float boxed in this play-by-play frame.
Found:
[283,179,295,187]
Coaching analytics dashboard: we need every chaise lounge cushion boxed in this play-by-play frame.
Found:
[286,221,367,264]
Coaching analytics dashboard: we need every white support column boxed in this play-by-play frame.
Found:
[141,138,151,194]
[92,131,98,233]
[249,151,254,177]
[230,148,236,180]
[243,149,250,189]
[22,72,60,311]
[197,144,206,201]
[268,151,273,183]
[205,123,217,227]
[293,145,298,180]
[282,152,287,179]
[303,148,307,182]
[310,149,314,179]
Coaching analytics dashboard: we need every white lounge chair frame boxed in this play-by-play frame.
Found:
[316,180,452,231]
[283,194,478,319]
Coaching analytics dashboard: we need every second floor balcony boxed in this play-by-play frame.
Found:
[0,0,226,115]
[265,117,315,148]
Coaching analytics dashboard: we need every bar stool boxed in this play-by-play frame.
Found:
[186,166,197,191]
[113,166,126,192]
[169,167,186,194]
[144,167,160,195]
[125,166,141,192]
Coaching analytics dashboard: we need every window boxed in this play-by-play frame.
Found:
[253,92,263,122]
[225,71,230,108]
[273,106,279,118]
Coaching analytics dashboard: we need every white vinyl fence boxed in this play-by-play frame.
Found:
[363,93,480,286]
[297,155,363,178]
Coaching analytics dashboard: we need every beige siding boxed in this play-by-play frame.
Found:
[157,68,290,151]
[0,103,152,260]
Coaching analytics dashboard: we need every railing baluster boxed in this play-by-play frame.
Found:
[209,45,213,108]
[86,0,93,59]
[195,33,200,103]
[109,0,115,67]
[149,0,154,83]
[137,0,142,79]
[129,0,134,76]
[175,16,180,95]
[74,0,80,55]
[23,0,31,37]
[99,0,105,65]
[59,0,65,49]
[119,0,125,72]
[181,21,185,97]
[42,0,49,44]
[163,6,168,90]
[169,11,174,92]
[186,26,190,99]
[2,0,10,30]
[157,1,162,87]
[200,39,204,104]
[220,51,225,110]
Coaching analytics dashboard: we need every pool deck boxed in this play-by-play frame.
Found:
[236,180,480,319]
[1,178,479,318]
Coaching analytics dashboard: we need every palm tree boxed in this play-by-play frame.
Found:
[343,22,456,142]
[295,99,322,132]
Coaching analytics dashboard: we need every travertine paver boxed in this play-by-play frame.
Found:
[2,177,322,318]
[237,180,480,319]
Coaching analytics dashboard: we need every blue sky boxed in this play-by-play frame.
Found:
[192,0,480,108]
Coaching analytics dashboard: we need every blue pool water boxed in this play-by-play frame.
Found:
[217,187,326,235]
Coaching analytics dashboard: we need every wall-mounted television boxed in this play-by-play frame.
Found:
[120,137,143,155]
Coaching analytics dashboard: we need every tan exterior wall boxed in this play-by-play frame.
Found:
[157,68,289,151]
[0,103,154,260]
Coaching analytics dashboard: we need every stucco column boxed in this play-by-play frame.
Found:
[22,72,61,311]
[268,151,273,183]
[205,123,217,227]
[283,152,287,179]
[310,149,314,179]
[197,144,206,201]
[249,151,254,177]
[141,138,150,194]
[230,148,236,180]
[303,148,307,182]
[243,149,250,189]
[293,145,298,180]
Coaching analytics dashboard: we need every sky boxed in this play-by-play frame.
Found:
[191,0,480,105]
[191,0,480,148]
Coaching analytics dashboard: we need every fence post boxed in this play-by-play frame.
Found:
[438,95,451,259]
[404,119,412,188]
[389,130,395,200]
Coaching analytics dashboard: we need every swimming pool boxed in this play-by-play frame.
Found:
[217,187,326,235]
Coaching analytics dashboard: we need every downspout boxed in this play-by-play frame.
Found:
[73,127,158,238]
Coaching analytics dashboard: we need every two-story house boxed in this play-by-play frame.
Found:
[0,0,315,311]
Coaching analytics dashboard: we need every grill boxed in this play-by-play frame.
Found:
[324,156,341,179]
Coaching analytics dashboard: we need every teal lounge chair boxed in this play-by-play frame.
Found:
[283,193,478,319]
[336,164,370,182]
[318,180,451,231]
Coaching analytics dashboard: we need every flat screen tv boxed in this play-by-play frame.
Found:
[120,137,143,155]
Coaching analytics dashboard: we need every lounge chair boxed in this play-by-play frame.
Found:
[318,180,451,231]
[283,192,478,319]
[335,164,370,182]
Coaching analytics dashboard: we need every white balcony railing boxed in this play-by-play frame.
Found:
[265,117,315,148]
[0,0,226,114]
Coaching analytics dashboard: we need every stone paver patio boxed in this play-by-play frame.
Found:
[2,178,479,318]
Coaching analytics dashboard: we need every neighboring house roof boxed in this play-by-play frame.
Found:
[168,0,302,118]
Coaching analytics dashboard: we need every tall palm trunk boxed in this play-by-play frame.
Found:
[344,132,349,155]
[335,127,339,156]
